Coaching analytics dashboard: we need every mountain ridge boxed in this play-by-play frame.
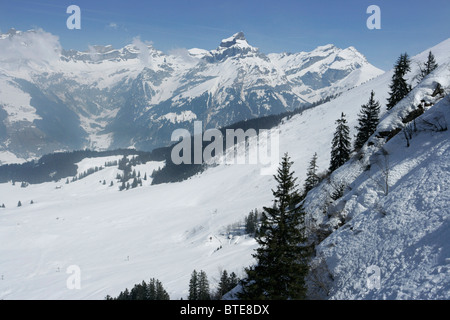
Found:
[0,29,384,163]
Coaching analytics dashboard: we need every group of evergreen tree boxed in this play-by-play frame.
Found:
[244,209,260,236]
[119,176,144,191]
[70,166,104,183]
[188,270,211,300]
[106,278,170,300]
[188,269,240,300]
[104,160,118,167]
[214,270,239,300]
[0,202,32,208]
[63,155,151,190]
[386,51,437,111]
[328,88,382,173]
[327,50,436,173]
[105,269,240,300]
[117,155,147,191]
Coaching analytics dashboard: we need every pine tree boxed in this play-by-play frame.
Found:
[354,90,381,150]
[303,152,320,195]
[131,177,138,189]
[229,272,239,290]
[215,270,240,299]
[217,270,230,299]
[239,153,311,300]
[387,53,411,110]
[188,270,211,300]
[418,51,438,82]
[17,201,22,207]
[197,270,211,300]
[130,281,147,300]
[245,209,259,236]
[154,279,170,300]
[107,278,170,300]
[329,113,351,172]
[188,270,199,300]
[147,278,156,300]
[148,278,170,300]
[118,288,130,300]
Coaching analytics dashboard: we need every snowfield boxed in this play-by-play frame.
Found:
[0,38,449,300]
[0,158,266,299]
[312,100,450,299]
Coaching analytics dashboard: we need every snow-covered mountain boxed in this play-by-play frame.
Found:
[0,29,383,163]
[300,38,450,299]
[0,37,448,300]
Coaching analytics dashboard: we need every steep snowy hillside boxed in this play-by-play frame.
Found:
[0,38,448,300]
[0,29,383,161]
[302,42,450,299]
[305,95,449,299]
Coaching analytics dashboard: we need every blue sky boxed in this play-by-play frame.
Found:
[0,0,449,70]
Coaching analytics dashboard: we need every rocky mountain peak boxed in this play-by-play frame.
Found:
[219,31,247,48]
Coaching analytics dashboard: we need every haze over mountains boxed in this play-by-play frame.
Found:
[0,29,383,163]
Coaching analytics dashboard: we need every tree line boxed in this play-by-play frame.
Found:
[105,269,239,300]
[0,149,158,185]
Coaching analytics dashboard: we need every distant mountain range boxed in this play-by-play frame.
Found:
[0,29,384,162]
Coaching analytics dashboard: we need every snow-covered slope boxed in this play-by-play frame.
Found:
[0,38,448,300]
[269,44,382,101]
[304,94,450,299]
[302,40,450,299]
[0,29,383,161]
[0,156,265,299]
